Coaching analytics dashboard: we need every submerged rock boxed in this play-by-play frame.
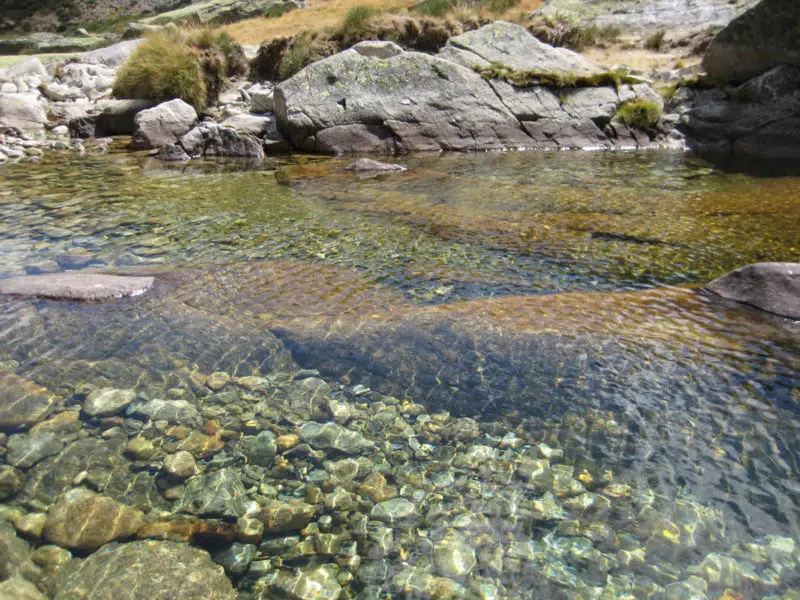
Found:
[0,274,154,301]
[177,468,246,519]
[51,540,236,600]
[43,488,144,551]
[705,262,800,319]
[83,387,136,417]
[299,422,374,455]
[345,158,407,173]
[0,374,59,430]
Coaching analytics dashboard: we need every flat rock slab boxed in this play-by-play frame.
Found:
[345,158,407,173]
[705,262,800,320]
[0,274,154,301]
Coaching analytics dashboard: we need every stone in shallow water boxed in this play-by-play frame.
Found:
[258,500,316,533]
[433,533,477,580]
[83,388,136,417]
[299,422,374,455]
[43,488,144,551]
[6,432,64,469]
[0,274,154,301]
[163,450,197,479]
[0,373,59,430]
[370,498,418,527]
[345,158,407,173]
[241,431,277,467]
[0,466,23,500]
[51,540,236,600]
[177,468,246,519]
[261,565,342,600]
[132,399,199,424]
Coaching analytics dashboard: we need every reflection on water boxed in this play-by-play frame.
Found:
[0,149,799,598]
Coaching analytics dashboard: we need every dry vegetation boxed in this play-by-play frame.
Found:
[222,0,544,45]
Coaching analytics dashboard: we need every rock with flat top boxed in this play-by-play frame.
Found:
[345,158,407,173]
[0,274,154,301]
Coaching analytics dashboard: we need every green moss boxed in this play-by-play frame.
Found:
[475,63,638,89]
[615,100,662,129]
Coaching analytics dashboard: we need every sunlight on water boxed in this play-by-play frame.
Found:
[0,149,798,599]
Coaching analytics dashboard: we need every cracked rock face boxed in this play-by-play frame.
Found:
[274,22,662,154]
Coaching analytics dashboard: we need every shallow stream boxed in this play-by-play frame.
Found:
[0,148,798,599]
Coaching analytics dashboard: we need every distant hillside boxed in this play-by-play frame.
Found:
[0,0,191,32]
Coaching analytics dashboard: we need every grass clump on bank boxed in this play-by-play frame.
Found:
[113,28,247,111]
[644,29,666,51]
[530,14,621,51]
[615,99,662,129]
[476,62,638,89]
[252,10,465,80]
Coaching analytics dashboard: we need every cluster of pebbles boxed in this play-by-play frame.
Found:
[0,362,797,599]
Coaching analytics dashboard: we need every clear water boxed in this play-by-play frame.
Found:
[1,148,798,598]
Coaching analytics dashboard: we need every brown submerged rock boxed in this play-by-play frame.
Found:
[0,274,154,301]
[43,488,144,551]
[51,540,235,600]
[0,373,60,431]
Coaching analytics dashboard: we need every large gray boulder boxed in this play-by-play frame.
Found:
[679,65,800,159]
[439,21,603,76]
[0,274,154,301]
[139,0,303,26]
[0,93,47,133]
[703,0,800,84]
[274,49,533,153]
[275,22,665,153]
[51,540,236,600]
[132,99,198,149]
[705,263,800,320]
[536,0,758,33]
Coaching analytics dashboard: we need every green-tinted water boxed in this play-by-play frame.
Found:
[0,148,798,599]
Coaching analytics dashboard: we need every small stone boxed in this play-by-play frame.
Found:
[299,422,374,455]
[178,430,224,458]
[43,488,144,551]
[441,417,480,442]
[370,498,417,527]
[206,372,230,391]
[6,432,64,469]
[83,388,135,417]
[276,433,300,452]
[178,468,246,519]
[267,565,342,600]
[51,125,69,137]
[0,373,59,430]
[0,466,22,500]
[357,472,397,503]
[236,516,264,543]
[434,533,477,580]
[213,542,256,576]
[163,450,197,479]
[242,431,277,467]
[133,399,199,424]
[125,437,155,461]
[30,545,72,569]
[13,512,47,538]
[258,501,315,533]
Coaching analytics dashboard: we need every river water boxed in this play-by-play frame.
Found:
[0,148,798,598]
